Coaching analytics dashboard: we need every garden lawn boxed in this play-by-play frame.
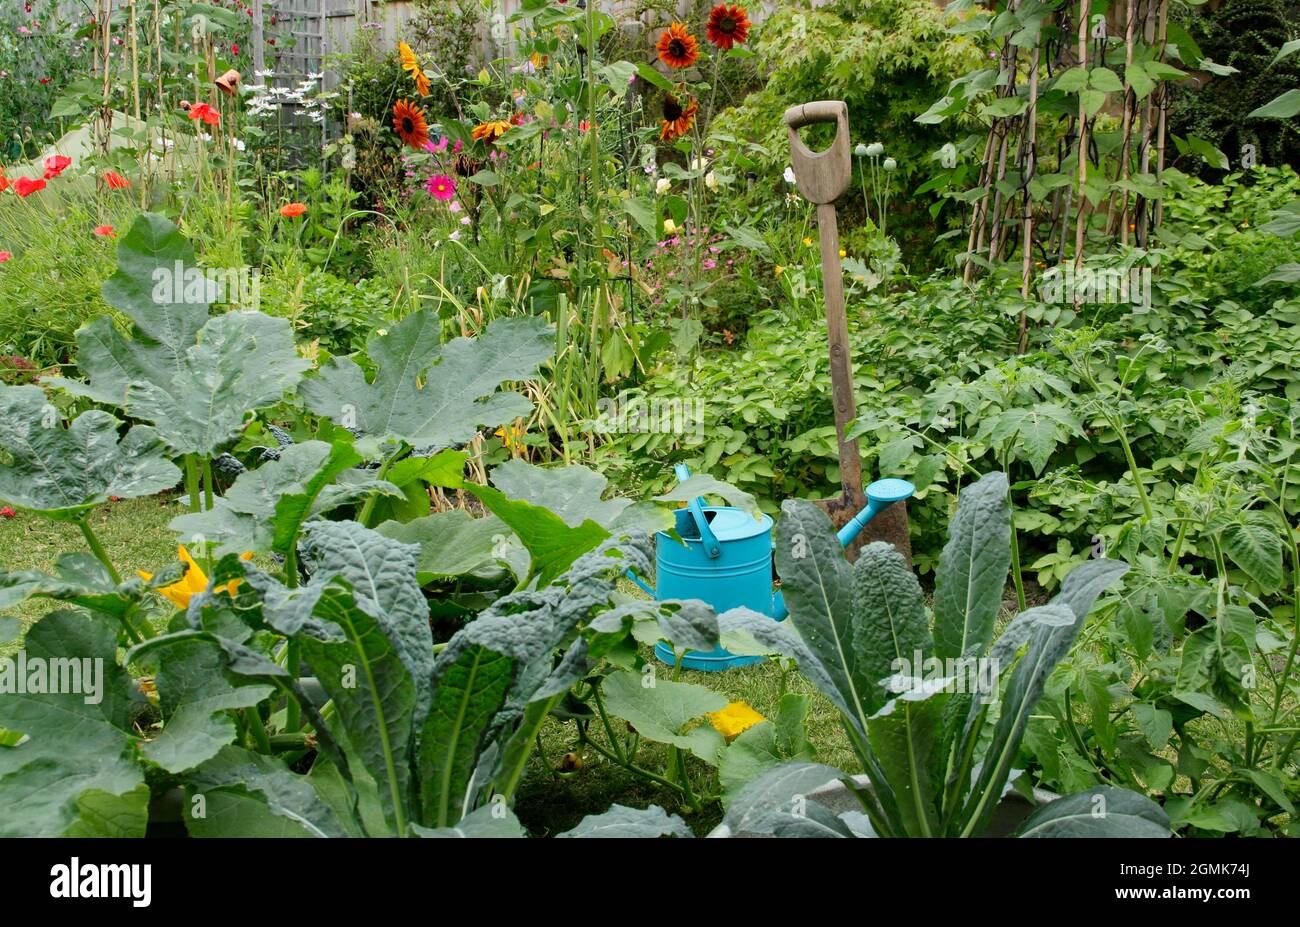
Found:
[0,494,179,657]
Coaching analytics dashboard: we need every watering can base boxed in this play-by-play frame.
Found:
[653,641,765,672]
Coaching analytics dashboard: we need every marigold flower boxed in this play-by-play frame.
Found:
[392,99,430,149]
[656,22,699,69]
[707,701,765,741]
[279,202,307,217]
[705,4,750,49]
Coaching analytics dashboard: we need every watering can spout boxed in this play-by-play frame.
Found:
[772,477,915,621]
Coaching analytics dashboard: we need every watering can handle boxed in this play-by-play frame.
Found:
[673,464,720,559]
[782,100,852,205]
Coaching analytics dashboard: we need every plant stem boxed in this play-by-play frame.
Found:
[78,516,122,585]
[184,454,201,513]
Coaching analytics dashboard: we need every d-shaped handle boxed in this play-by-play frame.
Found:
[783,100,852,205]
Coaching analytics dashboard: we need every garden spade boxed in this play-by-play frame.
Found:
[784,100,912,564]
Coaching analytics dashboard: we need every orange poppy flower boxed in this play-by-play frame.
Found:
[14,177,46,197]
[188,101,220,125]
[93,225,116,237]
[659,94,699,142]
[706,4,750,49]
[392,99,430,149]
[0,171,8,194]
[656,23,699,69]
[103,170,131,189]
[471,119,512,145]
[279,202,307,217]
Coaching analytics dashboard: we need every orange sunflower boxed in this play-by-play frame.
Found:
[392,99,430,149]
[656,22,699,70]
[471,119,512,145]
[706,4,750,49]
[397,41,430,96]
[659,94,699,142]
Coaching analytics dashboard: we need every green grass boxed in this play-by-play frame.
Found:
[0,494,183,656]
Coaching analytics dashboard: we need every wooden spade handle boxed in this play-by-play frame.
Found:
[782,100,852,205]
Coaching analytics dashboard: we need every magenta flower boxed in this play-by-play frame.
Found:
[425,173,456,201]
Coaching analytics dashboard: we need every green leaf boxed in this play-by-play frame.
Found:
[1256,262,1300,285]
[867,688,947,836]
[932,472,1011,660]
[124,311,310,457]
[465,483,609,587]
[1053,67,1089,92]
[712,761,854,837]
[300,312,553,451]
[1088,67,1124,93]
[1221,519,1283,591]
[1016,786,1171,837]
[1079,89,1106,118]
[376,510,510,582]
[45,213,210,407]
[170,440,373,556]
[635,61,674,93]
[0,553,136,618]
[600,670,727,763]
[489,459,633,528]
[0,611,145,837]
[653,473,759,515]
[1249,89,1300,119]
[559,804,692,837]
[0,386,180,519]
[142,638,273,773]
[185,745,348,837]
[411,804,525,837]
[418,641,516,828]
[852,541,933,712]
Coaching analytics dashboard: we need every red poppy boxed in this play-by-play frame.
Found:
[188,101,220,125]
[231,43,240,55]
[93,225,116,237]
[279,202,307,218]
[42,154,72,179]
[14,177,46,197]
[0,252,11,263]
[103,170,131,189]
[0,507,15,518]
[0,172,8,194]
[706,4,750,49]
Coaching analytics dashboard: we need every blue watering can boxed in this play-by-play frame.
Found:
[633,465,915,671]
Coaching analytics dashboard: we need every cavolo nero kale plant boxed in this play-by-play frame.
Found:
[697,473,1172,837]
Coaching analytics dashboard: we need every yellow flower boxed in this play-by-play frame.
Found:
[663,217,678,234]
[802,236,813,246]
[495,423,525,451]
[398,42,430,96]
[774,264,785,277]
[839,248,846,258]
[472,119,512,145]
[138,546,252,610]
[707,701,766,742]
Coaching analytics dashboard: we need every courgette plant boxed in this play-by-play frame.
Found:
[704,472,1172,837]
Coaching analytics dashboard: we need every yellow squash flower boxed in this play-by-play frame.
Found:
[707,701,766,742]
[138,546,252,610]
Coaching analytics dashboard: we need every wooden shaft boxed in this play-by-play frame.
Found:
[816,202,863,503]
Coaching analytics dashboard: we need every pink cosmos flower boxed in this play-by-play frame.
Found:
[425,173,456,201]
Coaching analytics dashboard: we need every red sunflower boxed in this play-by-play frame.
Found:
[656,22,699,70]
[392,99,430,149]
[660,94,699,143]
[706,4,750,50]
